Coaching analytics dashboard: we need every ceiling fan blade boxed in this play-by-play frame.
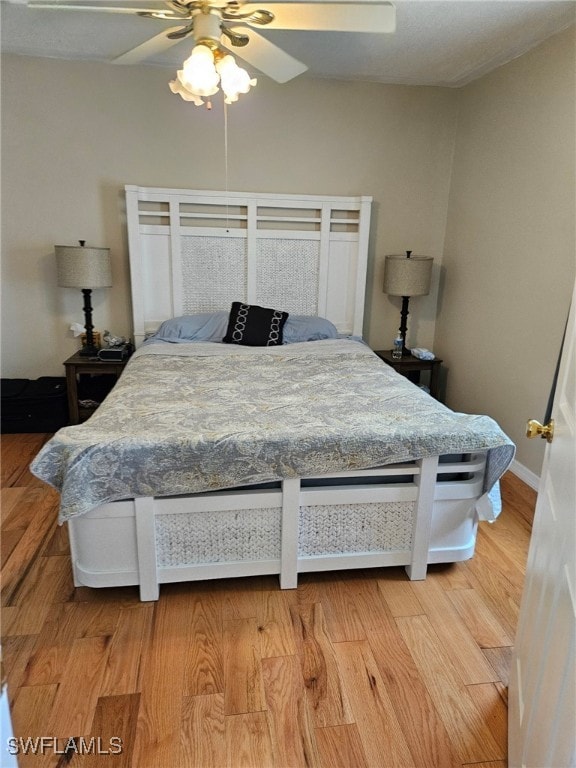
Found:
[239,2,396,33]
[26,1,184,14]
[222,27,307,83]
[113,26,186,64]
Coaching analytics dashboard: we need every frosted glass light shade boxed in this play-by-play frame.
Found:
[383,254,433,297]
[180,44,220,96]
[169,43,257,106]
[216,55,257,104]
[56,245,112,289]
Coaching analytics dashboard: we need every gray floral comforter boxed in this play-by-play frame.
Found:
[31,339,515,523]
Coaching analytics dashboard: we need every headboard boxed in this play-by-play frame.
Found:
[125,186,372,347]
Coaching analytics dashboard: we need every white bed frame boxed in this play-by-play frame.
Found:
[66,186,489,601]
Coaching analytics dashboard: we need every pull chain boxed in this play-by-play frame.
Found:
[224,100,230,232]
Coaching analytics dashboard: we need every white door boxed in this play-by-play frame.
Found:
[508,280,576,768]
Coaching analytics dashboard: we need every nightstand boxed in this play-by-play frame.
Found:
[63,352,131,424]
[374,350,443,400]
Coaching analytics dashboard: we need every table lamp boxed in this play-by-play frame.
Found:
[56,240,112,356]
[383,250,433,357]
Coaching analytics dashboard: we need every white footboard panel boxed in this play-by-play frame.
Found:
[68,454,486,600]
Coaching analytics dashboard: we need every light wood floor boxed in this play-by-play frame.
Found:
[1,432,536,768]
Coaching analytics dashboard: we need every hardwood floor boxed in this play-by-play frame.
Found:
[1,433,536,768]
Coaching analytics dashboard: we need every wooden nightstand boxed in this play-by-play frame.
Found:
[374,350,444,400]
[63,352,131,424]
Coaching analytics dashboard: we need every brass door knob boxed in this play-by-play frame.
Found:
[526,419,554,443]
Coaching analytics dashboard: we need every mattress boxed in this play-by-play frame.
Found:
[31,339,515,522]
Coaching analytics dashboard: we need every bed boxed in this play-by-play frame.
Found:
[31,186,514,601]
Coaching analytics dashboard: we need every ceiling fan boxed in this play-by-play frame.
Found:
[24,0,397,84]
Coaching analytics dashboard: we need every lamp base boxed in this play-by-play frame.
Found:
[79,289,99,357]
[398,296,411,358]
[79,345,99,357]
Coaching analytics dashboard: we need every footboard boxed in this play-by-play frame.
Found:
[67,453,488,600]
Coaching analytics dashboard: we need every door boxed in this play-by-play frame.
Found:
[508,280,575,768]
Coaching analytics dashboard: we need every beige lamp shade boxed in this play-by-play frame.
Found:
[383,254,433,297]
[56,244,112,289]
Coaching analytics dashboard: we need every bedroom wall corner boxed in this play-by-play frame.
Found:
[435,25,576,478]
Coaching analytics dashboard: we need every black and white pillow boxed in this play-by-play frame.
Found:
[223,302,289,347]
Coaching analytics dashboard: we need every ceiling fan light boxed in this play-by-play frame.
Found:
[180,44,220,96]
[168,78,206,106]
[216,54,257,103]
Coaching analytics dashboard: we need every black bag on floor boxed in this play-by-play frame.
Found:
[1,377,69,433]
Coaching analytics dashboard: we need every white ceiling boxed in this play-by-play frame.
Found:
[1,0,574,87]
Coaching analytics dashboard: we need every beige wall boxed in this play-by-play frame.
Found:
[1,54,457,378]
[436,26,576,478]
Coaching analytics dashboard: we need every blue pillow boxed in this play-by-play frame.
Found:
[283,315,338,343]
[145,311,338,345]
[146,312,229,343]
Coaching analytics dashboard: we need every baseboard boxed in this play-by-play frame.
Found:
[510,459,540,491]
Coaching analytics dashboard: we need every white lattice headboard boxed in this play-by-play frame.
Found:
[125,186,372,347]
